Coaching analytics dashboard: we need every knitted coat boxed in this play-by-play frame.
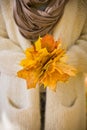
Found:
[0,0,87,130]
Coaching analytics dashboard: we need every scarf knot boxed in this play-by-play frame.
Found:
[13,0,68,41]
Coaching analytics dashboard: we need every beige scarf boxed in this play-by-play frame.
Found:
[13,0,68,41]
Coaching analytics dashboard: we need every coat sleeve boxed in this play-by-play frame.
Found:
[67,15,87,73]
[0,6,25,76]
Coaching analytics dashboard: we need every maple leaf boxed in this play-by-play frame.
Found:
[17,34,77,91]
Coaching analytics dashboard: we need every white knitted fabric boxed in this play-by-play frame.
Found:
[0,0,87,130]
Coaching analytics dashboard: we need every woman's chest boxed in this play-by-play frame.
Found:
[53,0,87,50]
[1,0,87,50]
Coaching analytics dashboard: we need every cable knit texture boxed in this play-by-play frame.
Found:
[0,0,87,130]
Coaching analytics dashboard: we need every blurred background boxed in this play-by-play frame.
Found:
[85,74,87,129]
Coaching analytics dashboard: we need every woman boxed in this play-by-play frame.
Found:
[0,0,87,130]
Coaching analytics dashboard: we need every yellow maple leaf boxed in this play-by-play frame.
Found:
[17,34,77,91]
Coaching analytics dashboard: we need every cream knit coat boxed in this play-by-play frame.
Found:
[0,0,87,130]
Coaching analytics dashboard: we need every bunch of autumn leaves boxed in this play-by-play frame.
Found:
[17,34,76,91]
